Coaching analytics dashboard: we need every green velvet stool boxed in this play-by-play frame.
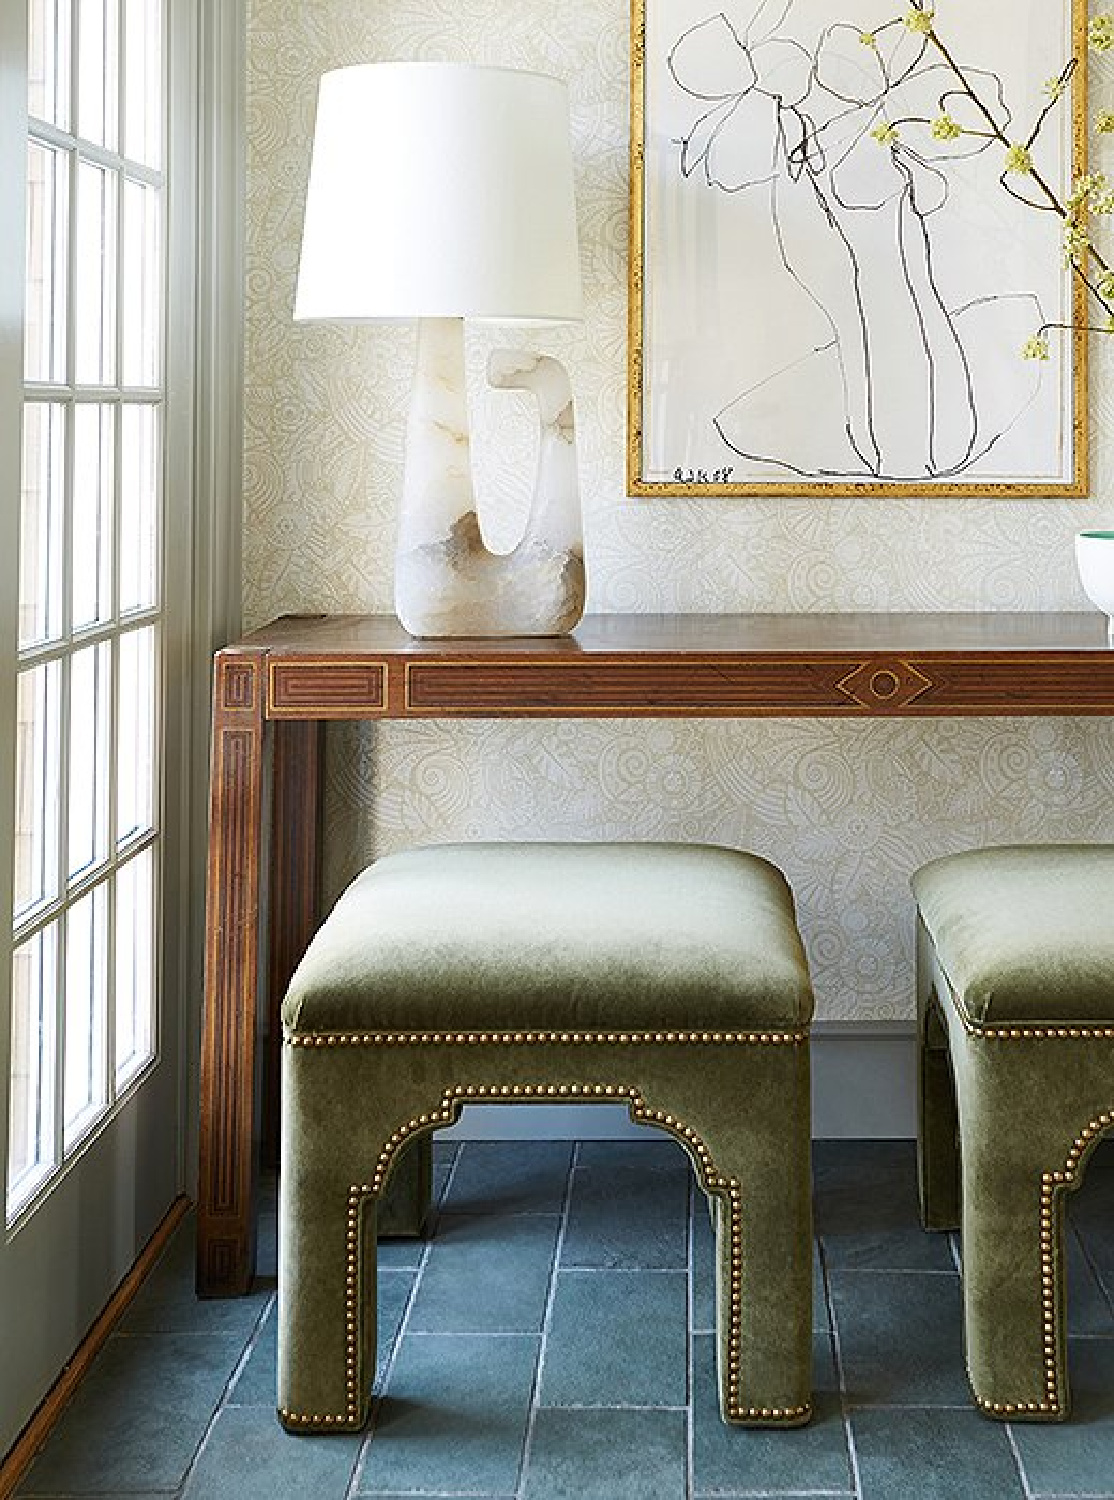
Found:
[913,844,1114,1421]
[277,841,815,1432]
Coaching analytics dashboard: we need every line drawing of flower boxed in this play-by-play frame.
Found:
[665,0,1070,482]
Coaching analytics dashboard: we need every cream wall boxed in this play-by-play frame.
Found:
[244,0,1114,1022]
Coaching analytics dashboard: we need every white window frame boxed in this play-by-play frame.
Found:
[0,0,244,1232]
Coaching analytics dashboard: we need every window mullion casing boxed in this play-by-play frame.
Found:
[49,119,76,1172]
[0,0,29,1218]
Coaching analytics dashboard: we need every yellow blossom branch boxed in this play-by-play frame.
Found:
[921,25,1113,283]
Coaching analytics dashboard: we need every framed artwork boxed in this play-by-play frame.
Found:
[628,0,1089,497]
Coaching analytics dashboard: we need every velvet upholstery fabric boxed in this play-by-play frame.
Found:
[282,842,814,1035]
[912,844,1114,1024]
[914,845,1114,1422]
[277,842,815,1434]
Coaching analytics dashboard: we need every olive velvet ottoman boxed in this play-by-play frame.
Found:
[913,844,1114,1420]
[277,841,815,1431]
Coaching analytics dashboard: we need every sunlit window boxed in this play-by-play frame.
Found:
[8,0,166,1221]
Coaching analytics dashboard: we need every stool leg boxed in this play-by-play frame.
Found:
[918,1009,961,1231]
[714,1126,812,1423]
[277,1051,379,1433]
[958,1129,1067,1420]
[377,1137,432,1237]
[278,1167,377,1431]
[916,919,961,1231]
[666,1048,812,1426]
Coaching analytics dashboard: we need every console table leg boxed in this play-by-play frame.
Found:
[263,720,324,1170]
[197,651,268,1297]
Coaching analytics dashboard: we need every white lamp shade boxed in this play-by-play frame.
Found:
[294,62,583,323]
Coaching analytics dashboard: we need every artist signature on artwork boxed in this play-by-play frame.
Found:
[672,467,735,484]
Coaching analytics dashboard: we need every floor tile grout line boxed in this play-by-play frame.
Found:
[339,1492,515,1499]
[693,1490,856,1500]
[512,1140,577,1500]
[537,1402,691,1412]
[167,1287,276,1499]
[821,1266,963,1278]
[1072,1216,1114,1324]
[536,1264,688,1275]
[819,1237,863,1500]
[690,1491,853,1499]
[345,1145,462,1500]
[434,1144,464,1213]
[1004,1418,1037,1500]
[948,1229,963,1276]
[401,1330,545,1339]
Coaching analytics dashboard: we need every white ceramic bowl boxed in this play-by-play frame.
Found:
[1076,530,1114,646]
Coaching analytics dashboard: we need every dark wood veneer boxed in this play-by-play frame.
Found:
[198,654,266,1297]
[269,659,387,717]
[232,613,1114,720]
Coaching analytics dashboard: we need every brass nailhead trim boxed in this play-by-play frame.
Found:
[963,1020,1114,1041]
[973,1397,1055,1416]
[277,1407,357,1430]
[971,1107,1114,1418]
[280,1079,812,1429]
[286,1028,808,1048]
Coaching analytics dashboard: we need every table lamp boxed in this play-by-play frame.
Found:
[294,62,585,638]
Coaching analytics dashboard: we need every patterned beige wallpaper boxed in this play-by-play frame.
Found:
[244,0,1114,1020]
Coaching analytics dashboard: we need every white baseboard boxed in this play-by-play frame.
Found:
[442,1022,918,1142]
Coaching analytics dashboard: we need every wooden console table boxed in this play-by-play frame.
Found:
[197,611,1114,1296]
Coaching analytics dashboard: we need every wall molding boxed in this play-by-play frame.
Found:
[180,0,248,1198]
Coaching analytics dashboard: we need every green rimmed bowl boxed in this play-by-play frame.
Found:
[1076,530,1114,646]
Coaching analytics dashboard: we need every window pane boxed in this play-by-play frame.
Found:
[25,141,69,384]
[76,0,119,151]
[121,179,160,387]
[75,160,118,387]
[7,924,59,1220]
[72,404,114,629]
[69,643,111,881]
[117,626,156,843]
[122,0,161,168]
[63,886,108,1149]
[19,402,65,649]
[119,403,158,609]
[115,847,154,1086]
[28,0,71,129]
[13,663,61,923]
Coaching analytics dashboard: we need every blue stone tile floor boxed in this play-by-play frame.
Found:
[12,1138,1114,1499]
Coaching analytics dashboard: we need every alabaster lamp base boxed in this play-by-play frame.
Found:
[394,317,585,639]
[395,514,585,637]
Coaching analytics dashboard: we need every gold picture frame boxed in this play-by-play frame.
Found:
[628,0,1089,497]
